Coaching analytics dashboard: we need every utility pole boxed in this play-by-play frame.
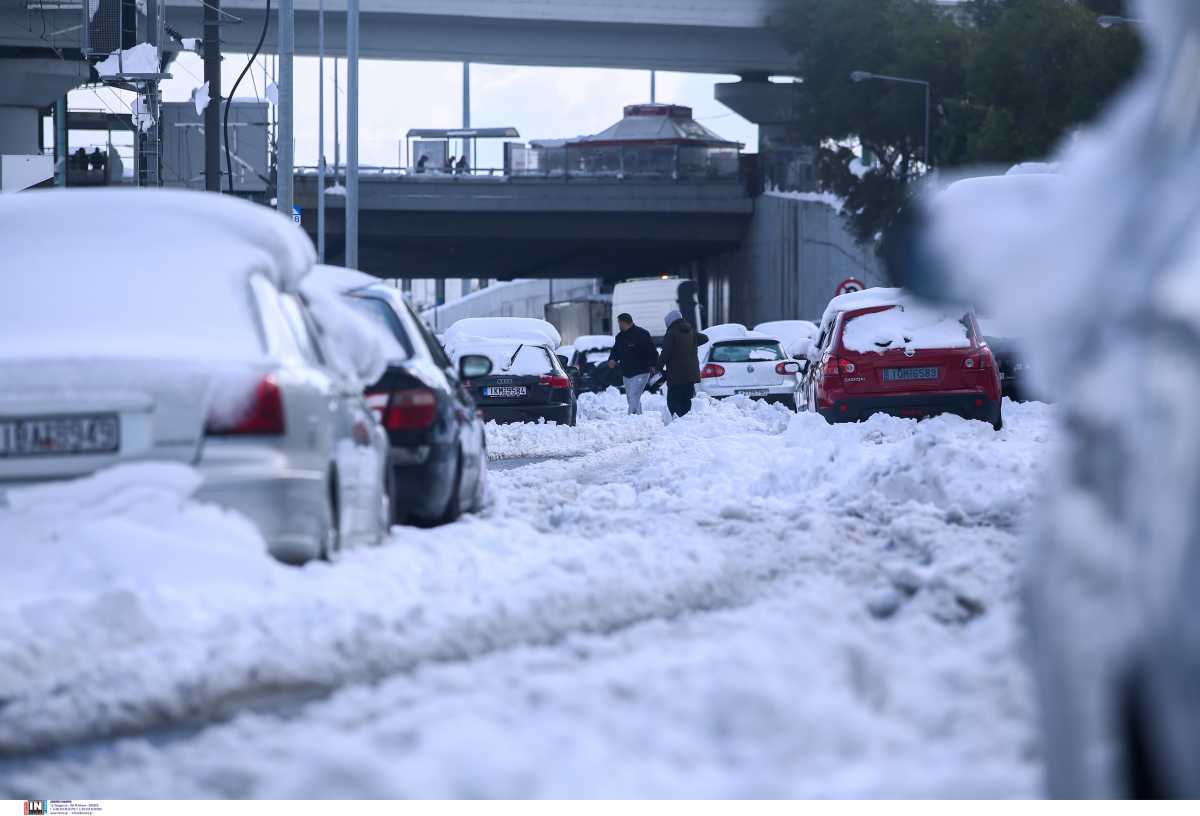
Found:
[54,96,67,186]
[317,0,325,261]
[651,70,656,103]
[333,58,340,182]
[203,0,221,191]
[277,0,294,216]
[462,61,471,167]
[346,0,360,268]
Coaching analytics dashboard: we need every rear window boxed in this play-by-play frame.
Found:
[344,295,414,361]
[472,344,556,376]
[710,341,784,363]
[841,306,973,353]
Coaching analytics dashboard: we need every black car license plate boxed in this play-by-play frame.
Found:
[883,367,939,382]
[0,413,120,458]
[484,386,527,398]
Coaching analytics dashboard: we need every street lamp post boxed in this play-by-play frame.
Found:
[849,70,931,167]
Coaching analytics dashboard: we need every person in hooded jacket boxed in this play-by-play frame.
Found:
[657,309,708,417]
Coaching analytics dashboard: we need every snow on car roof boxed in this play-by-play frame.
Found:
[573,334,614,351]
[818,288,905,334]
[2,189,316,361]
[306,264,381,294]
[4,188,315,292]
[445,317,561,348]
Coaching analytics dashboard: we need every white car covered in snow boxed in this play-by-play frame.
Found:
[697,324,803,410]
[754,320,820,362]
[0,189,391,564]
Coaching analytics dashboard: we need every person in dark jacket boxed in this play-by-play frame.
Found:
[658,309,708,417]
[607,312,657,414]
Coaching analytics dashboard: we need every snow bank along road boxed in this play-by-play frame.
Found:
[1,391,1054,797]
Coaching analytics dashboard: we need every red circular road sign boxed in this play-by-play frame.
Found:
[835,277,865,296]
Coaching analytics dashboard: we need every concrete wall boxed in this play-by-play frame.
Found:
[0,107,41,156]
[695,192,885,326]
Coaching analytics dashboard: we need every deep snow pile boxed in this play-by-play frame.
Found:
[1,395,1054,797]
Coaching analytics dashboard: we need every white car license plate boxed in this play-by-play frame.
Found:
[484,386,527,398]
[735,389,770,397]
[0,414,120,458]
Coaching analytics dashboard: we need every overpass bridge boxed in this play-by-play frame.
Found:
[159,0,794,74]
[295,172,753,280]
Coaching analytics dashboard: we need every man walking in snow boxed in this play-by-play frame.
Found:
[607,312,657,415]
[658,309,708,418]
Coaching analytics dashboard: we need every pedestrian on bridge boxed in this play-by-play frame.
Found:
[658,309,708,418]
[607,312,657,415]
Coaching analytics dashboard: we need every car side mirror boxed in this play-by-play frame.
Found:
[459,354,493,379]
[790,338,812,361]
[779,360,802,375]
[556,354,570,368]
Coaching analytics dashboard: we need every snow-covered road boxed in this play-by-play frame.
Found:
[1,391,1054,797]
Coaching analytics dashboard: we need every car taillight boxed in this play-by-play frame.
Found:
[376,387,437,431]
[206,375,285,435]
[838,358,856,374]
[965,352,994,369]
[701,363,725,379]
[775,361,801,375]
[539,374,572,389]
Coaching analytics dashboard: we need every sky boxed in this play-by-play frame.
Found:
[68,54,759,171]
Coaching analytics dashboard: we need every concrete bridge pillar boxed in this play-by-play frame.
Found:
[714,75,815,193]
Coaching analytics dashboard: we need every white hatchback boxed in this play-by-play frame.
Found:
[696,325,803,410]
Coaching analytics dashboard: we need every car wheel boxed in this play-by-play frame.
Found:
[472,441,490,512]
[440,450,464,525]
[320,468,342,562]
[991,403,1004,431]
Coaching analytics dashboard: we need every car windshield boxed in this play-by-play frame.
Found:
[710,341,784,363]
[841,306,973,353]
[343,295,414,361]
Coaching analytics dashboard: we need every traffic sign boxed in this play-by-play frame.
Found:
[292,205,301,225]
[835,277,865,297]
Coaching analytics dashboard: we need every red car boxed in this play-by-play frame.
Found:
[802,292,1003,430]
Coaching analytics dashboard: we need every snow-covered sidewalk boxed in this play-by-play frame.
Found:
[0,393,1054,797]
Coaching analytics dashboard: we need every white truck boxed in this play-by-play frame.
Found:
[610,277,701,342]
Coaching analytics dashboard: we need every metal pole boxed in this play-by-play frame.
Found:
[346,0,359,268]
[203,0,221,191]
[54,95,67,186]
[651,70,656,103]
[317,0,325,261]
[462,62,471,171]
[333,58,340,181]
[277,0,294,215]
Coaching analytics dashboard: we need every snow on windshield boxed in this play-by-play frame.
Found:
[841,305,972,354]
[341,297,412,361]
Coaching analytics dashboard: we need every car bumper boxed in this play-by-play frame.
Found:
[390,441,456,520]
[195,443,329,565]
[699,383,797,399]
[819,392,1000,425]
[479,402,573,425]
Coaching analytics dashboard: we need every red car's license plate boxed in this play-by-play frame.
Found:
[883,367,939,382]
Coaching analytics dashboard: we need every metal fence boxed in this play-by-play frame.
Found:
[509,144,740,180]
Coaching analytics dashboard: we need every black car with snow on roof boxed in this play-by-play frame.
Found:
[445,318,578,426]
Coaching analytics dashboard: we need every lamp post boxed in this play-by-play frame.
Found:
[849,70,931,166]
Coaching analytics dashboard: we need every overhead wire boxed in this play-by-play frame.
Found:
[224,0,271,193]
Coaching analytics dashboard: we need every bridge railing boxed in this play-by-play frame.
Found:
[295,145,743,183]
[510,144,740,181]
